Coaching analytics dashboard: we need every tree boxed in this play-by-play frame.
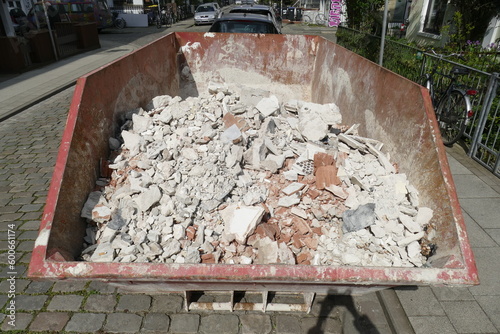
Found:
[449,0,500,42]
[344,0,385,32]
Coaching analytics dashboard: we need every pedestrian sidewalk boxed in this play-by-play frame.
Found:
[394,145,500,333]
[0,38,135,121]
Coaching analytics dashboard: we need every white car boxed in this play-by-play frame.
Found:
[194,3,222,25]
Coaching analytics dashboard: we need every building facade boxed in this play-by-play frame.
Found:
[404,0,500,48]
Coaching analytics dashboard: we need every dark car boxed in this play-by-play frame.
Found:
[229,4,281,29]
[209,13,281,34]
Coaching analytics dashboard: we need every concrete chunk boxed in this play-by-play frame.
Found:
[121,130,143,156]
[255,95,280,117]
[221,204,265,244]
[81,191,102,220]
[254,237,279,264]
[221,124,242,143]
[277,195,301,207]
[416,207,433,226]
[90,242,114,262]
[134,185,162,212]
[282,182,305,196]
[342,203,376,233]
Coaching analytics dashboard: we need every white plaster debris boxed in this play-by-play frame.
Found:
[80,87,435,268]
[221,204,265,244]
[282,182,306,196]
[255,95,280,117]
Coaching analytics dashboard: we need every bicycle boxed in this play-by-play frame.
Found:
[112,11,126,29]
[302,12,327,25]
[421,50,477,146]
[156,5,172,28]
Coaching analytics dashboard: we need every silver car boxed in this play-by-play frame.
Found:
[194,3,222,25]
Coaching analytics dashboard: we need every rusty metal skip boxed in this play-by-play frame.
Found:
[28,32,478,312]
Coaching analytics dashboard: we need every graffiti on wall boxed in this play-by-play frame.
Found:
[329,0,342,27]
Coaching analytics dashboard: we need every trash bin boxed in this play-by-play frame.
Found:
[27,29,56,63]
[0,36,31,72]
[295,8,302,21]
[75,22,100,49]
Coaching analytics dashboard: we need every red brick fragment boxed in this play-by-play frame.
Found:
[292,217,312,235]
[278,232,292,244]
[303,237,319,250]
[307,188,321,199]
[201,253,216,263]
[246,234,258,246]
[313,152,335,169]
[222,112,247,129]
[315,165,341,190]
[255,223,279,240]
[186,226,196,241]
[292,234,303,248]
[297,252,312,265]
[312,227,323,235]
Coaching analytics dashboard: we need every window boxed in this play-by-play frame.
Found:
[423,0,447,35]
[196,6,215,13]
[211,21,277,34]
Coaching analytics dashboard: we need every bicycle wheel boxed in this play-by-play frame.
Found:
[303,14,312,24]
[420,75,435,104]
[435,90,468,146]
[115,18,126,29]
[315,13,326,25]
[166,15,172,27]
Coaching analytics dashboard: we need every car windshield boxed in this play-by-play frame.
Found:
[230,9,271,17]
[211,20,277,33]
[196,5,215,12]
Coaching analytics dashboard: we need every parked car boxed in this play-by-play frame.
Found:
[194,3,222,25]
[229,4,281,29]
[209,12,281,34]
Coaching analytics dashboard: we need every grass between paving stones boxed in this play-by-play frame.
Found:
[0,281,102,315]
[38,282,107,313]
[0,284,112,334]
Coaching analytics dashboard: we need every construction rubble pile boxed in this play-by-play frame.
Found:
[80,84,435,267]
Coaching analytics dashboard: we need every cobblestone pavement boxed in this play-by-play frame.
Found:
[0,88,395,333]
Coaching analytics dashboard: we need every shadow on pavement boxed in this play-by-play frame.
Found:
[307,291,381,334]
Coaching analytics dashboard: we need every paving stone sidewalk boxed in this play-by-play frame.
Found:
[0,88,393,333]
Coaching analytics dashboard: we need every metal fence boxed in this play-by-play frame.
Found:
[336,26,422,82]
[336,27,500,177]
[468,73,500,176]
